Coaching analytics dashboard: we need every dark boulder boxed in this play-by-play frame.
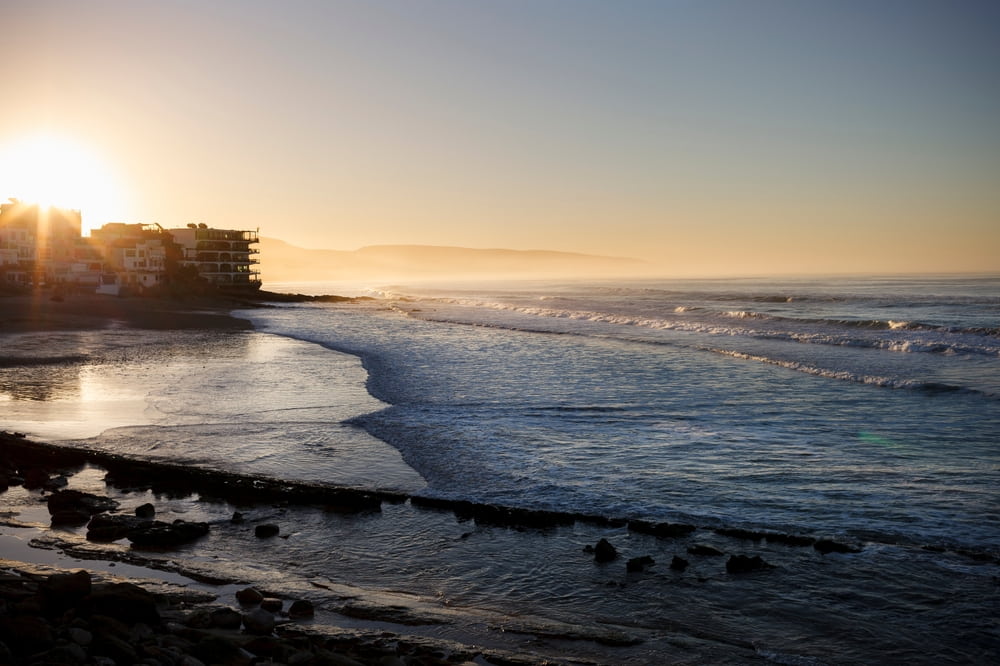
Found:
[814,539,862,554]
[726,554,774,574]
[135,502,156,519]
[236,587,264,605]
[50,508,93,527]
[628,519,696,538]
[669,556,690,571]
[47,489,119,517]
[83,582,160,624]
[39,570,92,612]
[242,607,275,635]
[626,556,656,573]
[191,635,243,664]
[764,532,816,547]
[126,519,209,548]
[687,544,726,556]
[288,599,315,619]
[593,538,618,563]
[255,523,280,538]
[0,616,54,657]
[715,527,768,541]
[210,607,243,630]
[86,513,141,542]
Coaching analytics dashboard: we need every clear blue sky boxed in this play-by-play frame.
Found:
[2,0,998,274]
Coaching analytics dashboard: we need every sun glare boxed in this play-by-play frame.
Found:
[0,133,126,234]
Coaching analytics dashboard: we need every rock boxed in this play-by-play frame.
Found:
[68,627,93,646]
[22,468,50,490]
[191,635,243,664]
[42,474,69,491]
[669,556,690,571]
[627,519,696,538]
[210,607,243,630]
[593,538,618,563]
[127,519,209,548]
[687,544,726,556]
[626,555,655,573]
[47,489,120,516]
[39,569,92,611]
[87,513,141,542]
[135,502,156,519]
[231,511,245,523]
[814,539,862,554]
[236,587,264,605]
[255,523,280,538]
[726,554,774,574]
[288,599,315,619]
[764,532,816,547]
[714,527,768,541]
[0,615,54,656]
[242,607,275,635]
[50,508,94,526]
[84,582,160,624]
[261,597,283,613]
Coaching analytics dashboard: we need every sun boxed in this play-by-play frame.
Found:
[0,133,127,234]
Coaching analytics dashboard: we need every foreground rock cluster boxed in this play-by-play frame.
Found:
[0,567,511,665]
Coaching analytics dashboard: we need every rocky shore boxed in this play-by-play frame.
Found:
[0,434,575,665]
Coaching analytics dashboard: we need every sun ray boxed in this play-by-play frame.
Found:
[0,132,126,234]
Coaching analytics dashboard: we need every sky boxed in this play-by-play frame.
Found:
[1,0,998,276]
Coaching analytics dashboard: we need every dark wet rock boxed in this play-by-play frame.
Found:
[321,489,383,514]
[255,523,280,538]
[135,502,156,519]
[261,597,283,613]
[593,538,618,563]
[182,608,214,629]
[670,556,690,571]
[626,555,656,573]
[0,615,54,656]
[715,527,768,541]
[687,544,726,556]
[236,587,264,606]
[288,599,315,619]
[50,508,94,527]
[42,474,69,491]
[39,569,92,611]
[22,467,50,490]
[764,532,816,547]
[47,489,120,517]
[191,634,243,664]
[814,539,863,554]
[127,519,210,548]
[628,519,696,538]
[210,607,243,630]
[242,607,275,635]
[83,582,160,624]
[231,511,245,523]
[726,554,774,574]
[86,513,142,542]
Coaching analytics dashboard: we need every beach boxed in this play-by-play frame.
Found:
[2,281,998,664]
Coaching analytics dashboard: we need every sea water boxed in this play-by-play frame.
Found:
[2,276,998,663]
[252,276,1000,550]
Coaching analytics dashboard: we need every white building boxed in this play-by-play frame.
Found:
[167,224,261,289]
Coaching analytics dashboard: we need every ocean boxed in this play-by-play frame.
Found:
[2,275,998,663]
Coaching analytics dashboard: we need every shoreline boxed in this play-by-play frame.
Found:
[3,289,998,664]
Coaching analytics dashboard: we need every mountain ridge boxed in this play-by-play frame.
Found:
[259,238,651,281]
